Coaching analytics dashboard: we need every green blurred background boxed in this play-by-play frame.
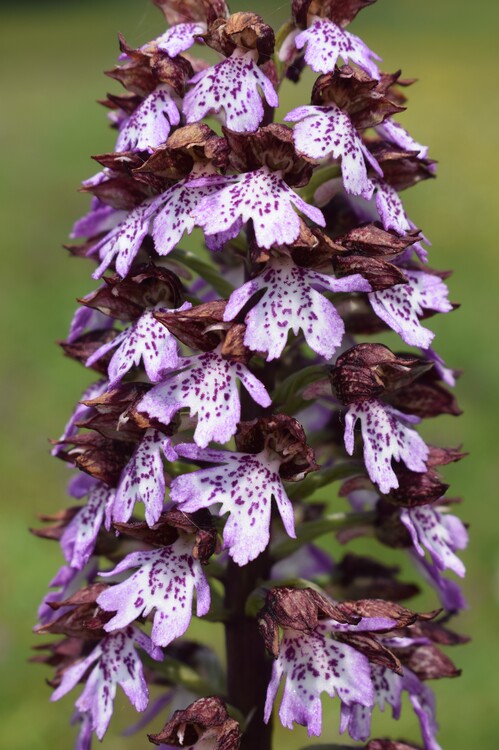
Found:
[1,0,498,747]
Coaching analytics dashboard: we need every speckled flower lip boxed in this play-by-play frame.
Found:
[34,2,466,749]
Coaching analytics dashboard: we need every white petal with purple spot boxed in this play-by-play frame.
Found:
[344,398,429,494]
[92,201,156,279]
[97,538,210,647]
[137,348,271,448]
[192,167,325,250]
[400,505,468,577]
[156,22,206,57]
[183,50,278,132]
[51,626,162,740]
[61,483,115,570]
[295,18,381,77]
[115,85,180,153]
[171,444,296,565]
[264,629,373,736]
[112,430,177,527]
[369,269,452,348]
[285,104,380,198]
[224,255,371,360]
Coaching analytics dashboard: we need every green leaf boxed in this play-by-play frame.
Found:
[299,164,342,204]
[170,248,235,298]
[272,364,326,414]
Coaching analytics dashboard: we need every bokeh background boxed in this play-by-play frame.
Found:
[1,0,498,747]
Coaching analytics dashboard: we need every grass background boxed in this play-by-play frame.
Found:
[0,0,498,747]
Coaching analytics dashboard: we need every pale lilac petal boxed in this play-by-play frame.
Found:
[369,270,452,348]
[52,380,108,457]
[112,430,176,527]
[73,712,93,750]
[68,306,113,343]
[340,665,402,741]
[401,506,468,577]
[156,22,206,56]
[53,627,160,741]
[115,85,180,153]
[98,539,209,647]
[37,562,97,625]
[422,348,457,388]
[71,203,127,240]
[68,473,98,500]
[224,256,369,361]
[193,167,325,250]
[171,447,294,565]
[403,670,443,750]
[61,484,116,569]
[152,174,224,256]
[377,118,429,159]
[86,304,188,386]
[183,50,278,132]
[373,179,430,261]
[411,554,467,611]
[137,349,271,448]
[92,201,156,279]
[265,630,373,736]
[344,399,429,494]
[322,616,398,634]
[295,18,381,77]
[285,104,378,199]
[85,329,128,369]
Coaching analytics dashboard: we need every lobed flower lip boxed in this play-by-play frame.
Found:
[183,49,278,133]
[295,17,381,78]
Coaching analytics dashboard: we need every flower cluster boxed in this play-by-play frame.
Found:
[34,1,466,749]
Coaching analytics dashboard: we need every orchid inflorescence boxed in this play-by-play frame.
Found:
[33,2,467,749]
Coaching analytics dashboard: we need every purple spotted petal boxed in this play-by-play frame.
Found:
[61,483,115,570]
[51,626,162,740]
[152,171,225,256]
[112,430,177,527]
[285,105,380,199]
[192,167,325,250]
[137,349,271,448]
[52,380,108,457]
[171,444,296,566]
[156,22,206,56]
[411,554,467,612]
[369,269,452,348]
[400,505,468,577]
[422,348,457,388]
[344,398,429,494]
[372,178,428,261]
[224,255,370,360]
[86,304,189,386]
[295,18,381,77]
[183,50,278,132]
[340,664,402,741]
[97,539,210,647]
[376,118,429,159]
[115,85,180,153]
[92,200,156,279]
[264,630,373,736]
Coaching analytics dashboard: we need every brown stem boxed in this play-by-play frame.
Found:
[224,552,273,750]
[223,352,276,749]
